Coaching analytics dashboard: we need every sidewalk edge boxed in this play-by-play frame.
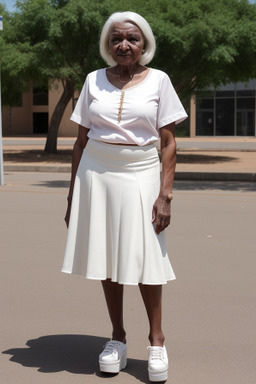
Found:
[3,165,256,182]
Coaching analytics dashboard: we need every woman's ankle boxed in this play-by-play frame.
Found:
[112,330,126,344]
[149,333,165,347]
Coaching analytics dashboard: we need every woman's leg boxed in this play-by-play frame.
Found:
[139,284,165,346]
[140,284,168,382]
[101,279,126,343]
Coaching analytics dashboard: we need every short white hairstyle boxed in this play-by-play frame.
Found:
[100,12,156,66]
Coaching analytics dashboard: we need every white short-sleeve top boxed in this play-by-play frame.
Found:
[71,68,187,146]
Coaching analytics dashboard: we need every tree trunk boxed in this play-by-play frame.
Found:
[44,79,74,153]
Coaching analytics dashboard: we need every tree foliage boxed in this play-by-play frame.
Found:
[1,0,110,151]
[0,4,31,105]
[149,0,256,97]
[1,0,256,150]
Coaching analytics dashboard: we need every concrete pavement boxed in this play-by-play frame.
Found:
[1,172,256,384]
[2,137,256,181]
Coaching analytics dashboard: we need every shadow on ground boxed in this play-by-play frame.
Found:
[3,150,73,164]
[30,179,256,192]
[4,150,238,165]
[2,334,149,382]
[32,180,70,188]
[174,180,256,192]
[177,153,238,164]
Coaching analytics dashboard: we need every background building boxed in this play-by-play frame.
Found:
[2,80,78,137]
[2,79,256,138]
[190,79,256,137]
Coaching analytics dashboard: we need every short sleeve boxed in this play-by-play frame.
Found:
[157,73,187,129]
[70,76,91,129]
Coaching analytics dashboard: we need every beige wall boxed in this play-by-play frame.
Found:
[190,95,196,138]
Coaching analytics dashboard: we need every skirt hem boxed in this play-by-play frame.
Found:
[61,269,176,286]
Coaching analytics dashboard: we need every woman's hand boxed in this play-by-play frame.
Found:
[153,122,176,234]
[152,196,171,234]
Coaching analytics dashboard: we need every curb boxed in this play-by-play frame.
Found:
[174,172,256,182]
[3,164,256,182]
[4,164,71,173]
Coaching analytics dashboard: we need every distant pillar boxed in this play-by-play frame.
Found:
[190,95,196,138]
[255,93,256,138]
[0,15,4,185]
[0,65,4,186]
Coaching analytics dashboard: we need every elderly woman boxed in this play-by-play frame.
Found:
[62,11,187,382]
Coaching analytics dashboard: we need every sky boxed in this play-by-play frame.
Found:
[1,0,17,12]
[1,0,256,13]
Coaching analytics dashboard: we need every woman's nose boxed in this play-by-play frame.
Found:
[119,40,129,50]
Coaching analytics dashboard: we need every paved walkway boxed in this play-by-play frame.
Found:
[1,172,256,384]
[1,137,256,181]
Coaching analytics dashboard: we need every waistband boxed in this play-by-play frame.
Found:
[85,139,158,162]
[83,139,159,172]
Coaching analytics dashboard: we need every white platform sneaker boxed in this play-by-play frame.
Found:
[99,340,127,373]
[147,345,168,382]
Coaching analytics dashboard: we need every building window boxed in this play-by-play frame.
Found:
[196,83,255,136]
[236,97,254,136]
[33,86,48,106]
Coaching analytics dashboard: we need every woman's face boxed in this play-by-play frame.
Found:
[108,22,145,67]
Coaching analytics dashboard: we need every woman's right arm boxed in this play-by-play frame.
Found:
[65,125,90,227]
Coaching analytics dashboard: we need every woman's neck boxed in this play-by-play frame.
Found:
[116,64,141,81]
[106,65,149,90]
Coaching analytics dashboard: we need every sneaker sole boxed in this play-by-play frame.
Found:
[99,352,127,373]
[148,368,168,382]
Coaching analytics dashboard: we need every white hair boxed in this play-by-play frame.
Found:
[100,12,156,66]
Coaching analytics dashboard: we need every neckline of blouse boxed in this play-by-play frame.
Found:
[104,68,152,92]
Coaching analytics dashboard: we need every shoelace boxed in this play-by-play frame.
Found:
[103,341,120,353]
[149,348,165,361]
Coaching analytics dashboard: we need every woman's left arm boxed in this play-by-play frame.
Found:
[152,122,176,234]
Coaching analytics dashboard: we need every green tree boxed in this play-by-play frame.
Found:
[0,4,30,106]
[1,0,256,149]
[1,0,109,152]
[149,0,256,98]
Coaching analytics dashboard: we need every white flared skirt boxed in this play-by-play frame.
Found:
[62,139,176,285]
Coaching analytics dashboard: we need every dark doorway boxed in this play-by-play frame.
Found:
[216,98,235,136]
[33,113,48,134]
